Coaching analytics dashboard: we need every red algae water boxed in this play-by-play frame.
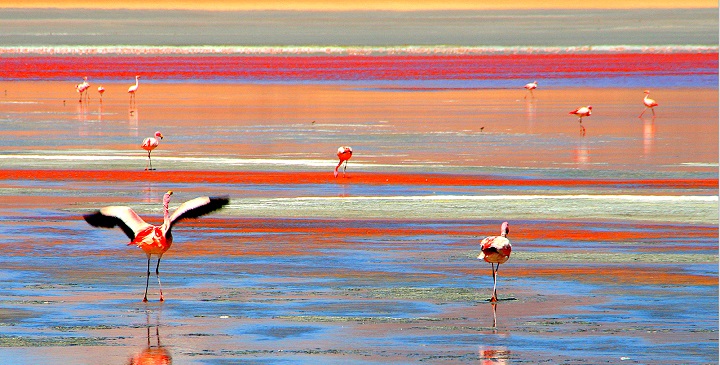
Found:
[1,52,717,88]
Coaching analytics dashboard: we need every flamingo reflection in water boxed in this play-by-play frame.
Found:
[128,311,172,365]
[479,346,510,365]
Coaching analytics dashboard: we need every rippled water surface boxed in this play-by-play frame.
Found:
[0,79,715,364]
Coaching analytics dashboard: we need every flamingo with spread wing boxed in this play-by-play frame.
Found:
[83,191,230,302]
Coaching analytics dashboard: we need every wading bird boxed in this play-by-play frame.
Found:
[97,86,105,101]
[128,75,140,105]
[334,146,353,178]
[523,81,537,99]
[142,131,164,171]
[83,191,230,302]
[569,105,592,135]
[477,222,512,302]
[639,90,658,118]
[76,76,90,102]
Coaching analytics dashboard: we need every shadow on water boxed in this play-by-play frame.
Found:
[128,310,172,365]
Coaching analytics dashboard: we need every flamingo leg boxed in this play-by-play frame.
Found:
[155,256,164,302]
[334,161,342,178]
[529,89,534,98]
[639,107,647,118]
[343,160,348,177]
[651,107,655,116]
[490,263,498,302]
[143,255,151,302]
[146,151,153,171]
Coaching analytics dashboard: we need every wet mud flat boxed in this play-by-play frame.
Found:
[0,169,716,364]
[0,80,716,363]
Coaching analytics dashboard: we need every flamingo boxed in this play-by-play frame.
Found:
[83,191,230,302]
[639,90,658,118]
[97,86,105,102]
[477,222,512,302]
[334,146,353,178]
[569,105,592,135]
[142,131,164,171]
[128,75,140,105]
[76,76,90,102]
[523,80,537,99]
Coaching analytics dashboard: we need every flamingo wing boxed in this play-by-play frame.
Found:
[478,236,512,263]
[168,196,230,230]
[83,206,151,240]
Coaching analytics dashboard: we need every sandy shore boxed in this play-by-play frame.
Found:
[0,81,716,363]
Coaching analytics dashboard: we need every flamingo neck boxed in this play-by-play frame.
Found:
[162,195,171,226]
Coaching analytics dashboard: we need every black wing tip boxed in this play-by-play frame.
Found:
[210,196,231,207]
[82,210,136,240]
[83,210,105,226]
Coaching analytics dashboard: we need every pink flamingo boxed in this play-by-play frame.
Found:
[97,86,105,102]
[477,222,512,302]
[639,90,658,118]
[128,75,140,105]
[523,80,537,99]
[75,76,90,102]
[569,105,592,135]
[83,191,230,302]
[141,131,164,171]
[334,146,353,178]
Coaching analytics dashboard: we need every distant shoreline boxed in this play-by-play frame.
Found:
[1,45,718,56]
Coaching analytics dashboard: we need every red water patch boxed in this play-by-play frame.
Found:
[0,169,715,190]
[518,223,718,242]
[1,53,716,81]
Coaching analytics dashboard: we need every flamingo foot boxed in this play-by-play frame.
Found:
[490,296,498,303]
[159,296,164,302]
[143,297,148,303]
[334,170,339,178]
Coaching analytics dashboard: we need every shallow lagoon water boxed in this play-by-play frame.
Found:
[0,68,718,363]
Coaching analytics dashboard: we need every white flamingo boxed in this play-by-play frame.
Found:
[569,105,592,135]
[128,75,140,105]
[523,81,537,99]
[639,90,659,118]
[76,76,90,102]
[141,131,164,171]
[478,222,512,302]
